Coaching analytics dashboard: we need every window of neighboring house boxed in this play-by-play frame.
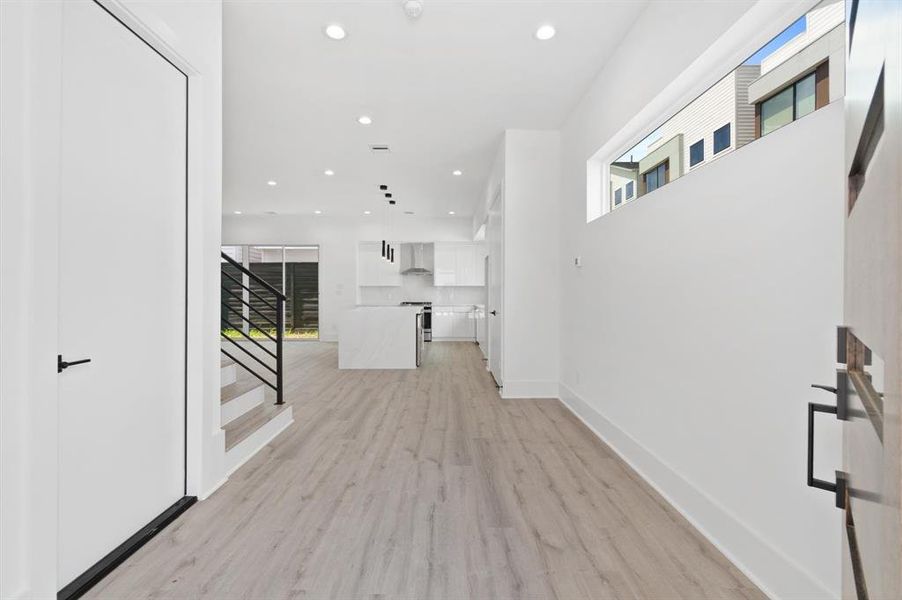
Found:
[689,140,704,167]
[759,71,823,137]
[594,0,843,221]
[625,181,634,199]
[613,187,623,207]
[713,124,731,154]
[643,161,668,194]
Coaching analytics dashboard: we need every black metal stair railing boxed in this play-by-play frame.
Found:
[220,252,284,405]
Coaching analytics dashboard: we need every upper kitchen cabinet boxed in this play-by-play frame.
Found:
[358,241,401,286]
[433,242,486,286]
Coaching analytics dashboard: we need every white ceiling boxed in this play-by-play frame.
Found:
[223,0,649,218]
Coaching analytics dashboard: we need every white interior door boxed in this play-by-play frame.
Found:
[58,0,187,588]
[486,188,504,385]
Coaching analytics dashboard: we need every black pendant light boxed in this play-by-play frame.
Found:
[390,247,395,263]
[382,239,386,258]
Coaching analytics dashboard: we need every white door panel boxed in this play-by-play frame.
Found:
[58,0,187,587]
[487,190,504,384]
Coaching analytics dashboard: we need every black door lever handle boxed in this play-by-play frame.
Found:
[811,383,838,394]
[58,354,91,373]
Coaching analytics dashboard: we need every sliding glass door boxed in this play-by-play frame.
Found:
[221,245,319,340]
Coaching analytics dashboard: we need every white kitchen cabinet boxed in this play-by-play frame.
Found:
[431,305,453,338]
[452,306,475,339]
[433,242,486,286]
[433,244,457,286]
[358,241,401,286]
[432,305,475,340]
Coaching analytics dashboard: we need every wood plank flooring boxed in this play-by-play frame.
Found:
[87,342,765,599]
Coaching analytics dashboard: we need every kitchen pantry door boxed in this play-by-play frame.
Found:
[832,0,902,598]
[57,0,189,591]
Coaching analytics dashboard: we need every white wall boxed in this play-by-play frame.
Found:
[223,215,475,341]
[501,130,561,398]
[0,1,223,595]
[556,2,843,596]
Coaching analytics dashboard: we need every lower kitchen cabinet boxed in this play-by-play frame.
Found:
[432,305,476,340]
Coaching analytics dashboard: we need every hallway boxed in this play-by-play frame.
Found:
[89,342,763,599]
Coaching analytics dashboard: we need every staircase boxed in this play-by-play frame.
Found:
[220,252,293,474]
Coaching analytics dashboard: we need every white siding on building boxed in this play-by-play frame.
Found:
[760,0,843,75]
[646,68,756,176]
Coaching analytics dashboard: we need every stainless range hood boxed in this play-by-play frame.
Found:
[400,243,434,275]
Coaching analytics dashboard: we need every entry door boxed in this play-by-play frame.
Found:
[58,0,187,588]
[486,188,504,385]
[840,0,902,597]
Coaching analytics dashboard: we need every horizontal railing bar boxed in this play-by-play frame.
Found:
[221,270,277,313]
[220,333,278,376]
[221,303,277,343]
[220,286,279,329]
[220,348,278,392]
[220,318,278,360]
[220,252,286,301]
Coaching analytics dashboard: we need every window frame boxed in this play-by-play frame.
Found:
[755,62,829,138]
[689,139,705,167]
[713,123,731,155]
[625,181,634,199]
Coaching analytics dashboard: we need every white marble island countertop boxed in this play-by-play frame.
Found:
[338,306,422,369]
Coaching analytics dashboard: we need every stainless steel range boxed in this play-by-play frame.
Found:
[400,301,432,341]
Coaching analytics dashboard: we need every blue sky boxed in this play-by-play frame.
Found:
[744,15,807,65]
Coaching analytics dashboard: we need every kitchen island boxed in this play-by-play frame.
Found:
[338,306,423,369]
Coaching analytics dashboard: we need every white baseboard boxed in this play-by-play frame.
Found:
[557,382,834,600]
[501,379,559,399]
[199,476,228,501]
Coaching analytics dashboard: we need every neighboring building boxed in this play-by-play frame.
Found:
[609,64,759,209]
[607,0,844,212]
[748,0,844,138]
[610,161,639,208]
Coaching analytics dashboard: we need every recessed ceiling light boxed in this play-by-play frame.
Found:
[364,210,372,215]
[324,24,346,40]
[452,170,462,176]
[314,210,323,215]
[233,210,243,215]
[357,115,373,125]
[267,180,277,186]
[535,24,556,41]
[324,169,335,176]
[448,211,456,215]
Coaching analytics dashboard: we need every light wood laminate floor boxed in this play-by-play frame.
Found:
[88,342,765,599]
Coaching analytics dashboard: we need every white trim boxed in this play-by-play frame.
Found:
[198,477,229,501]
[501,380,559,399]
[587,0,818,222]
[223,409,294,476]
[557,383,836,600]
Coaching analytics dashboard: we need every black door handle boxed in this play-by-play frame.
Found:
[58,354,91,373]
[490,310,497,316]
[807,390,846,509]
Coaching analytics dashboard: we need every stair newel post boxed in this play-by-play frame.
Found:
[275,294,284,405]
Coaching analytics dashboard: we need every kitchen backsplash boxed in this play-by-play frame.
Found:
[358,275,485,305]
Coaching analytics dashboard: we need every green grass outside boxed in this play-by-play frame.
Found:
[223,328,318,341]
